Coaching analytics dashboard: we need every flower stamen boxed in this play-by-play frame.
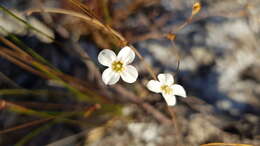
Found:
[161,85,173,95]
[111,61,124,72]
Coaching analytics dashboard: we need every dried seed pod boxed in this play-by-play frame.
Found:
[192,2,201,16]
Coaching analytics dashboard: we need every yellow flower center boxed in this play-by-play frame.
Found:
[161,85,173,95]
[111,61,124,72]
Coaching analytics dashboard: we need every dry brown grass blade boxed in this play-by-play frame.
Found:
[0,117,53,134]
[0,37,110,103]
[1,100,86,125]
[167,107,183,145]
[201,143,253,146]
[26,7,157,80]
[114,85,172,124]
[26,8,125,45]
[0,103,100,135]
[0,36,29,56]
[12,101,85,110]
[69,0,98,19]
[0,47,47,79]
[171,2,201,33]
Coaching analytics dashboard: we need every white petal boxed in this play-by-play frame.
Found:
[102,68,120,85]
[120,65,138,83]
[162,93,176,106]
[98,49,116,66]
[158,73,174,85]
[117,46,135,65]
[171,84,187,97]
[146,80,162,93]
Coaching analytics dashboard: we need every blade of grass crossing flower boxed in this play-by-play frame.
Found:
[26,61,123,114]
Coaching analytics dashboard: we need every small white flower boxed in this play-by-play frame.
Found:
[146,73,186,106]
[98,46,138,85]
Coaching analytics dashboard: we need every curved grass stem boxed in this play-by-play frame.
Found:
[26,7,157,80]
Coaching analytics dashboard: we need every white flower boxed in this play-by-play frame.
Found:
[98,46,138,85]
[146,73,186,106]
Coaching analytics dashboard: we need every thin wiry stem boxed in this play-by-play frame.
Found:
[0,118,53,134]
[0,47,47,78]
[201,143,253,146]
[114,85,172,124]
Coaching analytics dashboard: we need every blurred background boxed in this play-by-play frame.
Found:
[0,0,259,146]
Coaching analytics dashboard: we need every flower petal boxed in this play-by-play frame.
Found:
[117,46,135,65]
[102,68,120,85]
[120,65,138,83]
[171,84,187,97]
[146,80,162,93]
[98,49,116,66]
[158,73,174,85]
[162,93,176,106]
